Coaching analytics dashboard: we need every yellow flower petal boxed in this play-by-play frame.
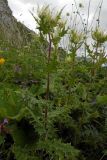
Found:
[0,58,5,65]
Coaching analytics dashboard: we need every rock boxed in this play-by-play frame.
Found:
[0,0,33,48]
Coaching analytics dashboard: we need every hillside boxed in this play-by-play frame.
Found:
[0,3,107,160]
[0,0,33,48]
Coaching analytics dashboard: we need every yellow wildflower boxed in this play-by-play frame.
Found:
[0,58,5,65]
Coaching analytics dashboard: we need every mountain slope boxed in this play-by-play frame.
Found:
[0,0,33,48]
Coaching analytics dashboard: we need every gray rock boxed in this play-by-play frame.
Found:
[0,0,33,48]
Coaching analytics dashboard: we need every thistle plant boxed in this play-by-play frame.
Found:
[31,5,67,137]
[1,2,107,160]
[85,27,107,77]
[68,29,84,64]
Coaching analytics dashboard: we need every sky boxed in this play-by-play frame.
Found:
[7,0,107,32]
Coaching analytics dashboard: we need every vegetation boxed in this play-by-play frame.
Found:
[0,2,107,160]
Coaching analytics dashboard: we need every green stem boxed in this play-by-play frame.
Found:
[45,33,52,134]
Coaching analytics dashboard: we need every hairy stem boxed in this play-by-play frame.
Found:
[45,33,52,134]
